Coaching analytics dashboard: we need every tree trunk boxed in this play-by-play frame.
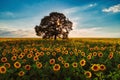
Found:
[54,35,57,40]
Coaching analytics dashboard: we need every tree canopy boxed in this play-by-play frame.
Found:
[34,12,73,40]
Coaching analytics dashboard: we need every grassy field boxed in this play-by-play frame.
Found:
[0,38,120,80]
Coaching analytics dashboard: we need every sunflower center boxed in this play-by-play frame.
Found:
[1,68,5,71]
[93,66,98,70]
[55,66,59,69]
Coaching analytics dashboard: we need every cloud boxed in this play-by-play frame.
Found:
[0,28,37,37]
[69,27,120,38]
[89,3,97,7]
[0,12,45,38]
[0,11,15,18]
[61,3,97,29]
[62,3,97,15]
[0,27,120,38]
[62,7,80,15]
[102,4,120,13]
[69,27,102,37]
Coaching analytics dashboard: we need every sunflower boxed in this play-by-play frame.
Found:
[20,53,25,56]
[2,52,6,56]
[11,56,17,61]
[81,52,85,57]
[30,51,33,54]
[14,61,21,69]
[69,52,73,56]
[58,56,63,61]
[62,47,66,51]
[33,56,39,61]
[64,63,69,68]
[68,48,71,51]
[24,64,31,70]
[33,48,37,52]
[13,54,18,56]
[4,63,11,68]
[100,64,106,71]
[80,59,86,66]
[89,48,94,51]
[94,46,99,50]
[0,66,7,74]
[22,59,27,63]
[1,57,7,62]
[89,53,92,56]
[64,50,68,55]
[36,62,42,69]
[40,51,44,56]
[74,48,77,52]
[27,53,33,58]
[72,62,78,68]
[36,61,40,64]
[24,49,27,52]
[84,71,92,78]
[46,52,50,55]
[117,64,120,69]
[52,52,56,56]
[98,52,103,57]
[18,55,24,59]
[49,58,55,65]
[18,71,25,76]
[101,47,106,51]
[55,48,61,52]
[75,53,78,56]
[87,55,91,60]
[53,64,61,71]
[108,52,113,59]
[91,64,100,72]
[35,52,40,56]
[93,52,97,56]
[78,50,81,53]
[61,60,66,64]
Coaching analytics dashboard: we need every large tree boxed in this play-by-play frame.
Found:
[34,12,73,40]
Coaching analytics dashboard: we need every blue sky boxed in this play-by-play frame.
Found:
[0,0,120,38]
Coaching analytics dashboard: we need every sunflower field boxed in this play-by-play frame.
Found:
[0,38,120,80]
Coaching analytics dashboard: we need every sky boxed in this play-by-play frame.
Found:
[0,0,120,38]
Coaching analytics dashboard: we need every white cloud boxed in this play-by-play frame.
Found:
[69,17,81,29]
[0,13,44,38]
[61,3,97,29]
[0,27,37,38]
[89,3,97,7]
[62,7,80,15]
[1,27,120,38]
[69,27,102,37]
[62,3,97,15]
[69,27,120,38]
[12,29,36,37]
[0,11,15,18]
[102,4,120,13]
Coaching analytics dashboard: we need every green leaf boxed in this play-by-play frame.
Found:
[65,77,71,80]
[93,77,98,80]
